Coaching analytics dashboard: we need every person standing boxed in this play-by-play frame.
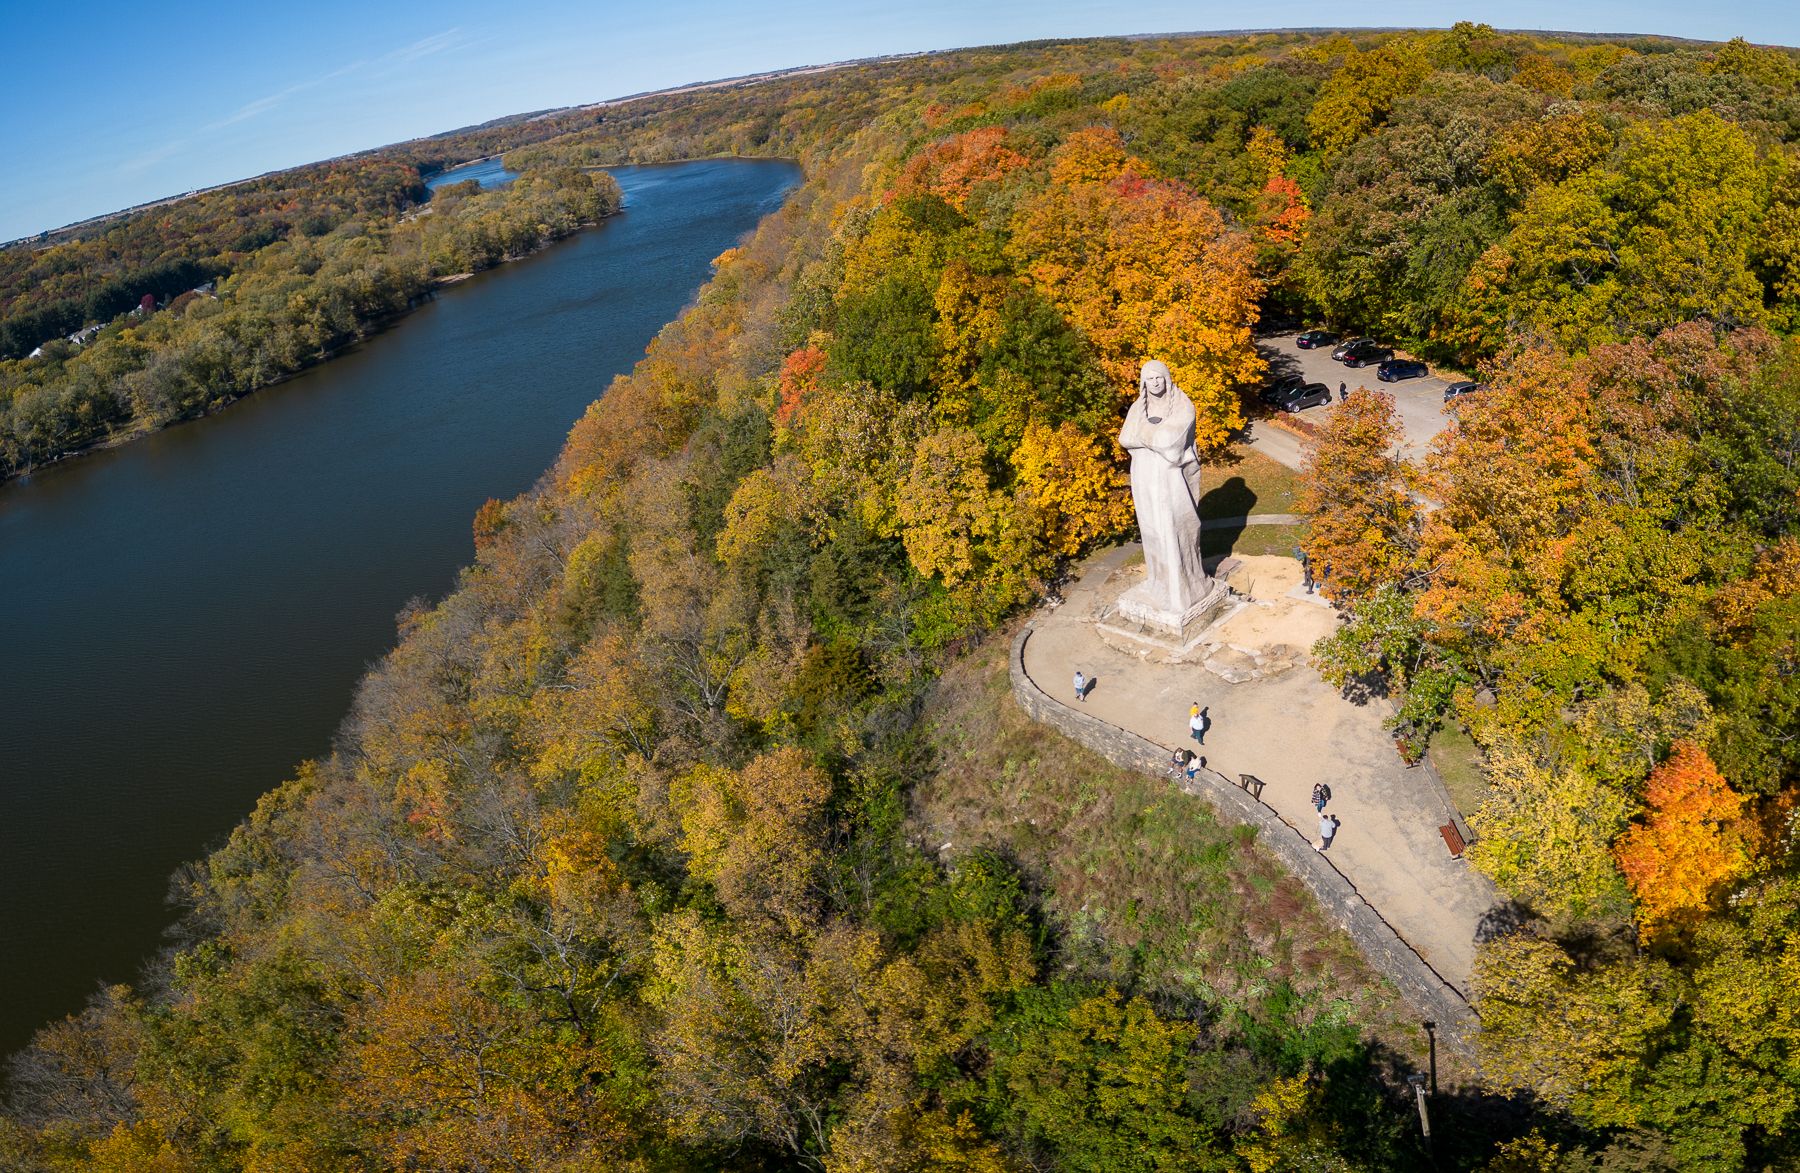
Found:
[1310,782,1331,812]
[1337,381,1348,402]
[1317,813,1339,851]
[1074,670,1088,702]
[1189,704,1208,746]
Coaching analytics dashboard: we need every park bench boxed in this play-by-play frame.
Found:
[1438,823,1466,859]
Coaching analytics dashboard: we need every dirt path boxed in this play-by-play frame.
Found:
[1028,548,1500,993]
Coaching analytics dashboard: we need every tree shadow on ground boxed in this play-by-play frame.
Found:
[1475,900,1531,944]
[1336,669,1392,707]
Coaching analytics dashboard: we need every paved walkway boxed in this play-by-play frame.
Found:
[1208,512,1299,527]
[1027,547,1500,994]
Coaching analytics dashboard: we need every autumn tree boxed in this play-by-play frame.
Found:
[892,126,1031,213]
[1298,386,1418,605]
[1449,112,1766,354]
[985,987,1221,1171]
[1009,421,1133,557]
[1306,39,1433,156]
[1615,741,1750,937]
[673,747,833,930]
[895,426,1042,621]
[1415,347,1596,675]
[1008,128,1264,447]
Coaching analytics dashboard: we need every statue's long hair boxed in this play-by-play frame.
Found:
[1138,359,1175,405]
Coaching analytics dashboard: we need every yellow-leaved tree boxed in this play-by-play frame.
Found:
[895,426,1044,619]
[1010,421,1133,557]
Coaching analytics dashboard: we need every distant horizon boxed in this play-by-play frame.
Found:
[4,4,1796,244]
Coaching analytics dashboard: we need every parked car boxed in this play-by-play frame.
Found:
[1377,359,1429,382]
[1257,375,1306,406]
[1442,380,1484,402]
[1331,337,1372,361]
[1296,329,1336,349]
[1339,341,1394,368]
[1278,382,1333,412]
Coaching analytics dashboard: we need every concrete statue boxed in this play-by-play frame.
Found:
[1116,359,1226,639]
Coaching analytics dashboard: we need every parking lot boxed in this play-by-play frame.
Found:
[1258,331,1466,461]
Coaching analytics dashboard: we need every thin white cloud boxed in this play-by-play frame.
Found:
[386,28,467,64]
[120,138,189,175]
[116,30,470,178]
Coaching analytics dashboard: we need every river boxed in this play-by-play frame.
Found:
[426,156,518,191]
[0,158,801,1058]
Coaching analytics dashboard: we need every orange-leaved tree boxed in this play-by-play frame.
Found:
[1615,740,1750,937]
[1254,176,1311,247]
[1415,347,1596,656]
[1298,387,1418,605]
[1008,127,1264,449]
[891,126,1031,213]
[773,345,828,430]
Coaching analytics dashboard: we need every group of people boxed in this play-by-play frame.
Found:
[1311,781,1340,851]
[1069,673,1343,852]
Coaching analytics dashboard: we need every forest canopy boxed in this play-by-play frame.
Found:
[7,24,1800,1173]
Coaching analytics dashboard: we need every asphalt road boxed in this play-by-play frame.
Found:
[1257,331,1464,462]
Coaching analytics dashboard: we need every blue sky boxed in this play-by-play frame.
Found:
[2,0,1795,242]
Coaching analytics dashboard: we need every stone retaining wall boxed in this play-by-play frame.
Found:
[1010,623,1479,1056]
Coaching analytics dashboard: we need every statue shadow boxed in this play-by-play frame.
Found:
[1199,477,1258,568]
[1199,475,1257,522]
[1200,523,1246,566]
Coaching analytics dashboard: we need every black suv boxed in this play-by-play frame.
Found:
[1257,375,1307,406]
[1331,337,1372,361]
[1339,340,1394,368]
[1377,359,1428,382]
[1277,382,1332,412]
[1296,329,1336,349]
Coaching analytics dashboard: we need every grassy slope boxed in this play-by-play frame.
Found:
[911,631,1422,1086]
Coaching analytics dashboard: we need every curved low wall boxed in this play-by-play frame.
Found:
[1010,623,1478,1056]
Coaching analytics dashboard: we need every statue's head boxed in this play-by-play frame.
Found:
[1139,359,1173,399]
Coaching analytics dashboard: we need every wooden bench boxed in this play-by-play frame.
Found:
[1439,823,1467,859]
[1238,773,1266,800]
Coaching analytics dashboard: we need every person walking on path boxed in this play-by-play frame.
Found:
[1338,381,1347,402]
[1074,670,1088,702]
[1310,782,1331,812]
[1189,704,1208,747]
[1316,813,1339,852]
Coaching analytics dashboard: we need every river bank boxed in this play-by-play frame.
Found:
[4,203,624,490]
[0,159,802,1058]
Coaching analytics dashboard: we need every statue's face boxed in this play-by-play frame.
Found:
[1142,371,1168,397]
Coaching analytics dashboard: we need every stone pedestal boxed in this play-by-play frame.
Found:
[1115,575,1230,645]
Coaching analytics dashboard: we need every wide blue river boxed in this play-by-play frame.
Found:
[0,158,800,1057]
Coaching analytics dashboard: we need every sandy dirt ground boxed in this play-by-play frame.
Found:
[1028,547,1501,993]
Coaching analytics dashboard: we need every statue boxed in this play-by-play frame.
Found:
[1116,360,1225,638]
